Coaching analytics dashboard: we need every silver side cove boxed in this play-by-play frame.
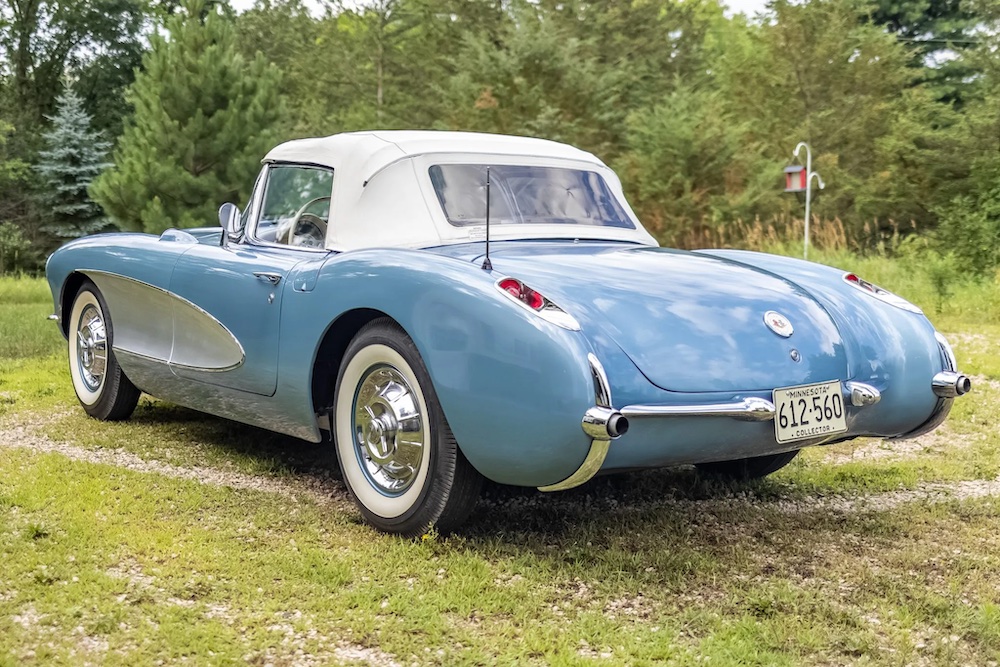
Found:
[84,270,245,373]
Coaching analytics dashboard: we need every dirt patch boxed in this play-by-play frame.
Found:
[0,414,350,510]
[3,410,999,523]
[818,426,979,466]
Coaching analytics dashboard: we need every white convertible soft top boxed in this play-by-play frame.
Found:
[262,130,658,251]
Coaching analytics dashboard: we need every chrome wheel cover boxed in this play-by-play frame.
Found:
[76,303,108,392]
[352,364,425,495]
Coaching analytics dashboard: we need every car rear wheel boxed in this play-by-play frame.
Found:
[696,449,800,481]
[68,281,140,421]
[334,318,482,537]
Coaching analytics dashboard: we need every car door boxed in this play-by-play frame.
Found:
[167,163,335,396]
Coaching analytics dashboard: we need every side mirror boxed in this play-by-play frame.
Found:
[218,203,241,247]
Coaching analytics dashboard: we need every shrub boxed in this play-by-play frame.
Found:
[936,185,1000,277]
[0,222,34,275]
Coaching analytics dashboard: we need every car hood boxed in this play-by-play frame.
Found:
[438,242,849,393]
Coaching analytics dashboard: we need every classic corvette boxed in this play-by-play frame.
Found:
[46,130,971,535]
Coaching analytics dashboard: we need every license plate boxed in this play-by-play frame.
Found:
[772,380,848,444]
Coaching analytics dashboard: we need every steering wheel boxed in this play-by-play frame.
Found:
[284,196,331,247]
[289,214,326,248]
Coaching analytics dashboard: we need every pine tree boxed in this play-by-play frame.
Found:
[91,0,284,233]
[34,88,114,239]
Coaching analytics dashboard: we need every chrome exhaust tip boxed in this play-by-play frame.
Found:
[608,413,629,438]
[582,406,628,440]
[932,371,972,398]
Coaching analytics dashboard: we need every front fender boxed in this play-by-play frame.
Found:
[281,249,597,487]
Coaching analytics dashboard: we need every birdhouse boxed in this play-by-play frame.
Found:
[784,165,807,193]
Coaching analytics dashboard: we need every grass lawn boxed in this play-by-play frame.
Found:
[1,270,999,666]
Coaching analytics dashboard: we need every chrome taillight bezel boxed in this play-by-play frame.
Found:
[494,277,581,331]
[842,273,923,315]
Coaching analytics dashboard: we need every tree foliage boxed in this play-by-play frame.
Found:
[867,0,979,103]
[35,88,113,239]
[0,0,146,131]
[1,0,1000,274]
[91,0,284,233]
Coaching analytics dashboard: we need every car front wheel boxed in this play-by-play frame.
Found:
[68,281,140,421]
[696,449,800,481]
[334,318,482,537]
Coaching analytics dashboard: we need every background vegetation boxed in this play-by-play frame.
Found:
[1,0,1000,277]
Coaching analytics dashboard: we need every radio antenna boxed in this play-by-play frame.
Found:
[481,166,493,271]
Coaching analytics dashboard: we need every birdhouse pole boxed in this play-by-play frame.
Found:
[790,142,825,260]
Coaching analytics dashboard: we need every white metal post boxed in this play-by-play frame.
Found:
[793,142,824,260]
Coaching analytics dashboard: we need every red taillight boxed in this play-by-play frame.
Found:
[498,278,545,311]
[494,276,581,330]
[499,278,521,298]
[844,273,874,292]
[842,272,923,314]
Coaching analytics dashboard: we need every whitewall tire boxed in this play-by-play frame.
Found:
[68,281,140,421]
[334,318,482,536]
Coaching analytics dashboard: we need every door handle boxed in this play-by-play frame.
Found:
[253,271,282,286]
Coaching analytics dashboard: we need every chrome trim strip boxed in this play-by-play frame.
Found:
[620,397,776,422]
[935,332,957,372]
[844,381,881,407]
[169,358,246,373]
[587,352,612,408]
[538,439,612,493]
[537,353,619,492]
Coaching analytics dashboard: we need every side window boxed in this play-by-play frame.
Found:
[254,165,334,249]
[239,169,263,233]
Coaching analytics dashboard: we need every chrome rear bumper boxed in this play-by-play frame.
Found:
[621,397,775,422]
[539,350,964,492]
[539,353,891,492]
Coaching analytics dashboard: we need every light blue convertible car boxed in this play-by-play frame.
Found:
[46,131,971,535]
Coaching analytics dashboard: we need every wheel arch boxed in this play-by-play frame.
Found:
[310,307,396,425]
[58,271,91,338]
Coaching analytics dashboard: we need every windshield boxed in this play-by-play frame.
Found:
[428,164,635,229]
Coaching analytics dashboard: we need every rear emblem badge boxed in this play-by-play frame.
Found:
[764,311,794,338]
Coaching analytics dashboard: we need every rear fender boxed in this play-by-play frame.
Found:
[281,249,597,487]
